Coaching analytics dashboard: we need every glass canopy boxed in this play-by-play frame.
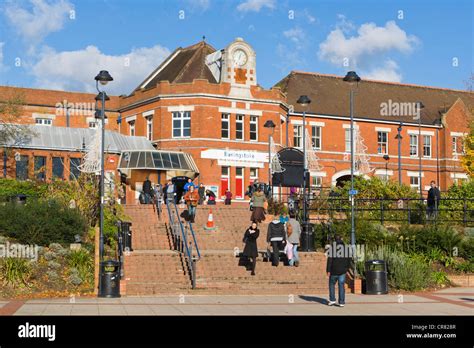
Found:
[118,150,199,174]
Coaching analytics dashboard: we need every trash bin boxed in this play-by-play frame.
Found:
[98,260,121,298]
[12,194,27,205]
[121,221,133,252]
[365,260,388,295]
[300,222,315,252]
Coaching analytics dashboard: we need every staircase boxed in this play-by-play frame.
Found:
[122,203,336,295]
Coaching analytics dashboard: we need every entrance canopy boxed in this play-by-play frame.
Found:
[118,150,199,178]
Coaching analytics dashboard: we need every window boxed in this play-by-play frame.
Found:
[146,116,153,141]
[311,176,323,189]
[311,126,321,150]
[409,135,418,157]
[410,176,419,189]
[452,136,463,155]
[52,157,64,179]
[34,156,46,180]
[377,131,388,154]
[70,158,81,180]
[15,155,29,180]
[89,121,97,129]
[423,135,431,157]
[236,114,244,140]
[250,167,258,179]
[129,121,135,136]
[221,113,229,139]
[221,166,229,176]
[35,118,52,126]
[172,111,191,138]
[249,116,258,141]
[293,125,302,148]
[345,129,351,152]
[236,167,243,176]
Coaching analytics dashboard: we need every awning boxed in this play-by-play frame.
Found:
[118,150,199,177]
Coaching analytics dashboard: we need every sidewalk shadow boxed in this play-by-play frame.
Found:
[460,297,474,302]
[298,295,328,305]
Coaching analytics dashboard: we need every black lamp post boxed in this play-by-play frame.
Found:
[343,71,361,262]
[95,70,113,298]
[395,122,403,185]
[416,101,425,198]
[383,154,390,182]
[263,120,276,188]
[296,95,313,251]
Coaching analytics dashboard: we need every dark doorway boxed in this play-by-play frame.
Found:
[336,175,351,188]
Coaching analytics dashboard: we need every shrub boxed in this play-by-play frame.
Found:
[68,249,94,284]
[0,199,87,246]
[0,257,32,286]
[431,271,450,287]
[0,178,47,201]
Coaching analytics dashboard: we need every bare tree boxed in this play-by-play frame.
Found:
[0,91,34,146]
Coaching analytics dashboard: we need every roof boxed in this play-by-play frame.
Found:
[137,41,218,90]
[0,124,155,153]
[274,71,474,125]
[117,149,199,174]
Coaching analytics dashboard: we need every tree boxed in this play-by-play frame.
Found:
[0,91,34,144]
[461,120,474,178]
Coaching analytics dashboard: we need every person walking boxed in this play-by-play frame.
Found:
[266,215,286,267]
[165,180,176,204]
[250,187,267,223]
[183,185,200,223]
[142,176,152,204]
[326,235,352,307]
[153,183,163,215]
[287,213,301,267]
[198,183,205,205]
[427,180,441,219]
[184,178,196,192]
[242,222,260,276]
[224,189,233,205]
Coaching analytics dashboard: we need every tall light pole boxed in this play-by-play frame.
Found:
[383,154,390,182]
[416,101,425,199]
[343,71,361,255]
[95,70,113,297]
[296,95,312,251]
[264,120,276,188]
[395,122,403,185]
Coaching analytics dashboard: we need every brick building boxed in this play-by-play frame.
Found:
[1,37,473,201]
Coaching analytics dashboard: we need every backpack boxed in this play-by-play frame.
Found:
[287,223,293,237]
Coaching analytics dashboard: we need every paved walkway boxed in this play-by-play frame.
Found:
[1,287,472,316]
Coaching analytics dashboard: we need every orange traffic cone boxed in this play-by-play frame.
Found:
[204,208,216,230]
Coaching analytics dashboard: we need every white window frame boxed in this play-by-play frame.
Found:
[249,116,258,142]
[172,111,191,138]
[409,134,418,157]
[88,121,97,129]
[250,167,258,179]
[410,176,419,189]
[221,113,230,139]
[377,131,388,155]
[146,116,153,141]
[311,125,321,150]
[236,114,244,140]
[423,135,432,158]
[35,118,52,126]
[293,125,302,148]
[311,175,323,189]
[344,129,351,152]
[129,120,135,136]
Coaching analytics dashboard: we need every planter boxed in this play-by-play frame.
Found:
[447,273,474,287]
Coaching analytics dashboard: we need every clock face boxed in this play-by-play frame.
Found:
[232,49,248,66]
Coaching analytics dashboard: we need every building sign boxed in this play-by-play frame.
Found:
[201,149,268,168]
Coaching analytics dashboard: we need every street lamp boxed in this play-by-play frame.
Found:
[383,154,390,182]
[296,95,313,251]
[95,70,113,298]
[416,101,425,199]
[264,119,276,188]
[343,71,361,258]
[395,122,403,185]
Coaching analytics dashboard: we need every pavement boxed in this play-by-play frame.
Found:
[0,287,472,316]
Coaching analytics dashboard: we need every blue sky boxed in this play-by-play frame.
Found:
[0,0,472,95]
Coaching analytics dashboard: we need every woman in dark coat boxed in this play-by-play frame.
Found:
[242,222,260,275]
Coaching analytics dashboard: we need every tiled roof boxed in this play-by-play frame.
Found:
[275,71,474,125]
[137,41,218,90]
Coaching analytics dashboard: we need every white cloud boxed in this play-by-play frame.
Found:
[186,0,210,11]
[237,0,275,12]
[31,44,170,94]
[283,27,306,47]
[363,60,402,82]
[303,9,316,24]
[0,42,7,72]
[319,20,418,67]
[4,0,73,44]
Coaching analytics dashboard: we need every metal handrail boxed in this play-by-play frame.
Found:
[165,198,200,288]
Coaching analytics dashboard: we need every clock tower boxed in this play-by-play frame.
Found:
[221,38,257,98]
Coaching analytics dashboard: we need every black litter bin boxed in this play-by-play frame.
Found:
[13,194,27,205]
[98,260,121,298]
[365,260,388,295]
[300,222,315,252]
[121,221,133,252]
